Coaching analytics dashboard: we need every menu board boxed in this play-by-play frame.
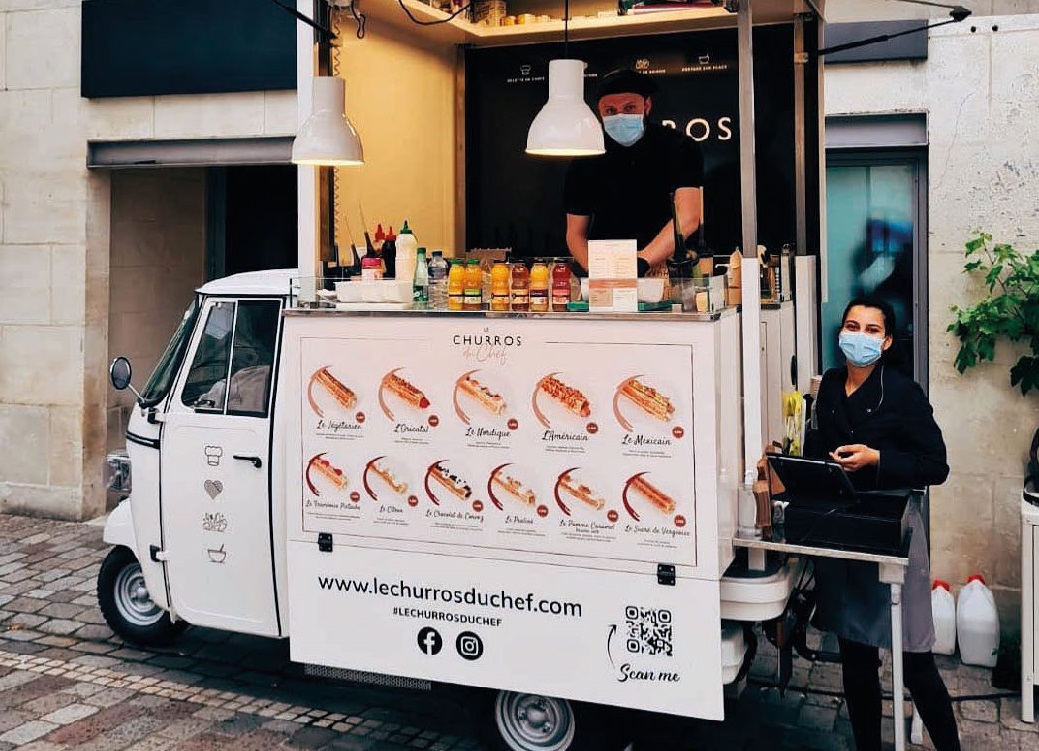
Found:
[299,322,697,565]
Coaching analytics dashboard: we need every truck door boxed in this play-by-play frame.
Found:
[160,297,283,636]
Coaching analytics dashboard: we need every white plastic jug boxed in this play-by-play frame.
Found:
[956,574,1000,668]
[931,579,957,656]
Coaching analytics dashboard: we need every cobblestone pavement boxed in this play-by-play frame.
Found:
[0,512,1035,751]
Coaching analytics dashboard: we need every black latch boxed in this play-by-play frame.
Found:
[317,533,333,552]
[149,545,165,562]
[657,563,676,586]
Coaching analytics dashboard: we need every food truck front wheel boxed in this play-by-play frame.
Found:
[98,547,186,646]
[476,689,628,751]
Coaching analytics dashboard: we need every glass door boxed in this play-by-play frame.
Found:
[822,151,928,384]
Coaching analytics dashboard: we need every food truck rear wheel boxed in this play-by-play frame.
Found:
[98,546,186,646]
[480,690,626,751]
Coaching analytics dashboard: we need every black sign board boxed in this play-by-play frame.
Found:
[465,25,805,260]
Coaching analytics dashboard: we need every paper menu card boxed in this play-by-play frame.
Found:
[588,239,638,312]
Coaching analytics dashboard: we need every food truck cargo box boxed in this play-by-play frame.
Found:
[280,311,741,718]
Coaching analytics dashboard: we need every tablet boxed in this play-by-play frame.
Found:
[767,454,857,502]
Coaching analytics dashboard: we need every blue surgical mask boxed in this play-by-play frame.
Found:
[603,114,645,147]
[839,331,885,367]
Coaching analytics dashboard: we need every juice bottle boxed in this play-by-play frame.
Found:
[490,262,511,311]
[464,259,483,311]
[511,263,530,312]
[448,260,465,311]
[530,261,550,312]
[551,261,572,312]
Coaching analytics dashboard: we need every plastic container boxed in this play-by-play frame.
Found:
[511,263,530,311]
[412,248,429,306]
[931,579,957,656]
[428,251,449,310]
[463,259,483,311]
[956,574,1000,667]
[447,260,465,311]
[361,256,383,281]
[395,220,418,284]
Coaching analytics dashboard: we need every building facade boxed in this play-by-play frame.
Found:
[0,1,1037,633]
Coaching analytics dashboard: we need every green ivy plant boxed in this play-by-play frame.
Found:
[948,233,1039,395]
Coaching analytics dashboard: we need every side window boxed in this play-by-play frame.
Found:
[181,302,235,412]
[179,300,281,416]
[225,301,281,417]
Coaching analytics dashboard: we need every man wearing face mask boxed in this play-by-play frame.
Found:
[563,69,704,276]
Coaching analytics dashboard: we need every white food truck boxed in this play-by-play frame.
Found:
[99,1,826,748]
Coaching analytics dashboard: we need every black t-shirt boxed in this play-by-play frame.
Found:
[564,122,705,250]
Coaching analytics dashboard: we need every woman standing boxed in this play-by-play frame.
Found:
[809,297,960,751]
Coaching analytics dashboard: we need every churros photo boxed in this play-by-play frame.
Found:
[383,371,430,410]
[491,471,536,507]
[629,474,677,515]
[428,462,472,502]
[308,367,356,417]
[619,377,675,422]
[306,454,347,495]
[370,459,408,496]
[458,374,507,416]
[537,375,591,419]
[558,471,605,511]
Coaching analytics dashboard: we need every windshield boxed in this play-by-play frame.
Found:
[139,297,201,408]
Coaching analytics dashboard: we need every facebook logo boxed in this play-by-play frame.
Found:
[417,627,443,656]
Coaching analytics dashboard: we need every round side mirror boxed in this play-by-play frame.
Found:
[110,357,133,391]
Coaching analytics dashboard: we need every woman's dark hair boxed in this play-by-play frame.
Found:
[842,296,897,336]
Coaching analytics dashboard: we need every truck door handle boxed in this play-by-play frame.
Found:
[233,455,263,469]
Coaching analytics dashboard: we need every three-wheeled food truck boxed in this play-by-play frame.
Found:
[99,1,843,749]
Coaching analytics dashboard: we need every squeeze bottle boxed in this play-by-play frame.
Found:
[395,220,418,284]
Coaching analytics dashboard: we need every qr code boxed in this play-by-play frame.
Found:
[625,606,673,657]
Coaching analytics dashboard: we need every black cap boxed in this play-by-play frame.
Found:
[595,69,658,100]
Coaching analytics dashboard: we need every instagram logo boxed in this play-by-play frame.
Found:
[455,631,484,661]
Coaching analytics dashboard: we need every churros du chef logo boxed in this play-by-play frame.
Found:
[453,327,522,367]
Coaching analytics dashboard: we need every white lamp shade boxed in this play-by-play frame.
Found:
[292,76,364,167]
[526,59,605,157]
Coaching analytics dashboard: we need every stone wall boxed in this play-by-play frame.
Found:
[0,0,296,520]
[826,14,1039,633]
[107,170,207,454]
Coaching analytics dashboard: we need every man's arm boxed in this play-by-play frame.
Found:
[637,187,702,269]
[566,213,592,272]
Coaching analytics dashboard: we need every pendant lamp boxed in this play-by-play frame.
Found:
[525,0,604,158]
[525,59,605,157]
[292,75,364,167]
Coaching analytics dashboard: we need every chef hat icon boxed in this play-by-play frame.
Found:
[205,446,223,466]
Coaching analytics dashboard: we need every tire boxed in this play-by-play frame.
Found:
[477,689,631,751]
[97,546,186,646]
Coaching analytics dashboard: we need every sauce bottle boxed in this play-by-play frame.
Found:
[530,261,550,312]
[448,260,465,311]
[511,263,530,312]
[395,220,418,284]
[464,259,483,311]
[490,262,511,311]
[551,261,572,312]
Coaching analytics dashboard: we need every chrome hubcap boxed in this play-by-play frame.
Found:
[113,561,163,627]
[495,692,576,751]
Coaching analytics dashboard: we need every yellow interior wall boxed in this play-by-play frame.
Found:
[334,21,459,256]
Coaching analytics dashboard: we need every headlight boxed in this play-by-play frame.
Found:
[107,453,132,495]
